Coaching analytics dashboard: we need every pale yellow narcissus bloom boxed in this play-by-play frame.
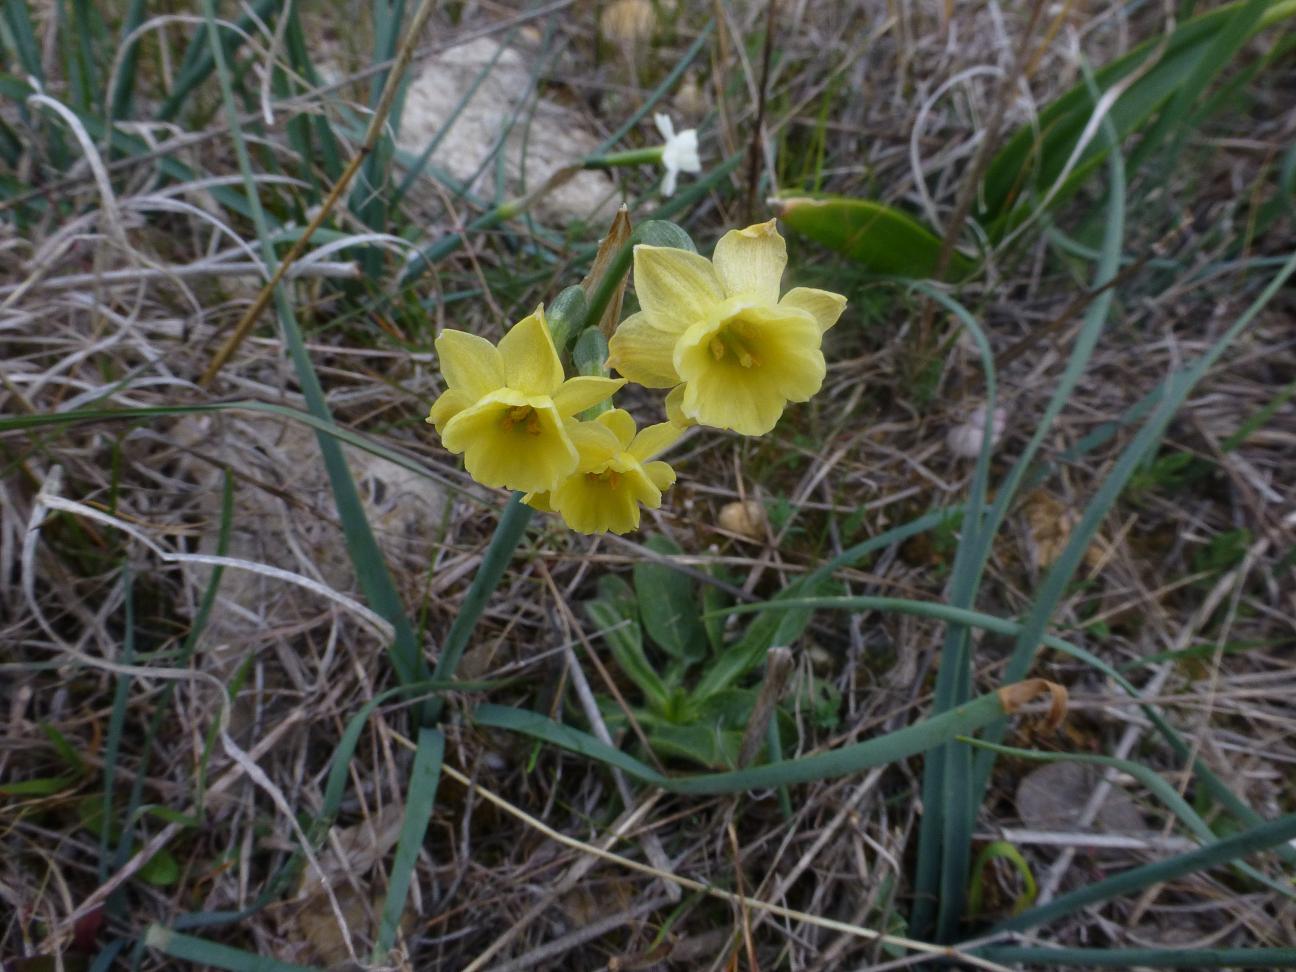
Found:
[606,219,847,436]
[525,409,680,535]
[427,306,624,494]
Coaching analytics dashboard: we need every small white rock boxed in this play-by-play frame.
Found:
[947,404,1007,459]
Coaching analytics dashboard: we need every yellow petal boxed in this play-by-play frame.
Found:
[435,329,505,399]
[632,244,723,326]
[712,219,786,304]
[498,306,564,396]
[664,384,695,427]
[569,419,622,467]
[596,408,637,449]
[677,365,785,435]
[552,462,659,535]
[673,306,824,436]
[426,388,473,434]
[644,459,676,492]
[442,394,578,493]
[629,421,681,462]
[779,287,847,333]
[524,491,553,512]
[551,375,625,417]
[607,311,683,388]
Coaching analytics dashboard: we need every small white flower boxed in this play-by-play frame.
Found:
[947,405,1007,459]
[654,113,700,196]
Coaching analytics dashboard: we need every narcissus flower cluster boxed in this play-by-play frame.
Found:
[428,221,846,534]
[608,219,847,436]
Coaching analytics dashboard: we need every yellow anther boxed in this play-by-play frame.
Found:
[709,327,760,369]
[501,405,534,432]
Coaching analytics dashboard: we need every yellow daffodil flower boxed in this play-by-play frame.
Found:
[526,409,680,534]
[427,306,624,494]
[606,219,847,436]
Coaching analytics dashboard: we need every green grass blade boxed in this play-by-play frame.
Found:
[904,284,998,940]
[3,0,44,81]
[963,738,1294,898]
[281,7,342,183]
[691,508,960,702]
[475,683,1030,796]
[975,946,1296,967]
[980,0,1296,236]
[423,494,534,725]
[391,28,516,209]
[160,0,280,121]
[719,592,1296,848]
[992,811,1296,934]
[66,0,104,116]
[107,0,147,122]
[100,567,134,884]
[257,678,493,907]
[145,924,320,972]
[201,2,426,694]
[373,727,443,960]
[116,472,234,870]
[1123,0,1268,179]
[976,244,1296,814]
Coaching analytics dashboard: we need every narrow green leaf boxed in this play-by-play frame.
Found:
[962,738,1294,899]
[159,0,280,121]
[980,0,1296,235]
[975,946,1296,968]
[718,593,1292,866]
[100,566,135,881]
[0,776,75,797]
[776,194,974,278]
[39,722,87,775]
[424,495,533,725]
[475,683,1022,796]
[108,0,148,122]
[905,285,999,942]
[202,3,428,707]
[145,924,320,972]
[978,235,1296,841]
[374,727,443,958]
[3,1,44,81]
[993,812,1296,934]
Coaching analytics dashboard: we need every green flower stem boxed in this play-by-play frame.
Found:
[423,493,534,724]
[581,146,665,169]
[398,150,743,290]
[398,204,515,287]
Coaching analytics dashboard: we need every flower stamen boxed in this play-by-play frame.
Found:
[709,327,760,368]
[500,405,542,434]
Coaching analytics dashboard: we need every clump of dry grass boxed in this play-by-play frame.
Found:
[2,2,1295,970]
